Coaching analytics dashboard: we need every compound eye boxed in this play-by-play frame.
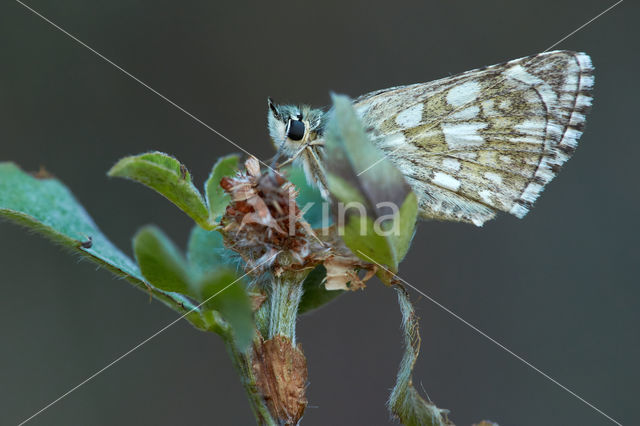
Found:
[286,119,306,141]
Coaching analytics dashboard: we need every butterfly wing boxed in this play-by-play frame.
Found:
[353,50,594,226]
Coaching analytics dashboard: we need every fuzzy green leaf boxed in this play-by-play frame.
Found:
[108,152,213,230]
[198,269,254,350]
[0,162,200,319]
[133,226,192,296]
[341,211,395,269]
[130,224,252,346]
[324,95,418,272]
[298,265,345,314]
[186,226,254,344]
[205,154,240,222]
[390,192,418,263]
[187,225,230,279]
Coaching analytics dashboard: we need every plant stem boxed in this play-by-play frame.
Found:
[224,270,309,425]
[266,273,305,343]
[225,339,278,426]
[250,270,309,425]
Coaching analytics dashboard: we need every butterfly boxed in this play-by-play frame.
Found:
[267,50,594,226]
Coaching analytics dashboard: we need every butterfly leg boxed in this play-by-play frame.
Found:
[276,144,308,169]
[304,147,330,198]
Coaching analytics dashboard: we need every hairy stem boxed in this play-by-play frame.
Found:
[389,285,453,426]
[266,273,305,343]
[251,271,309,425]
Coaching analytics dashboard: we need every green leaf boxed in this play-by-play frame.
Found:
[108,152,213,230]
[390,192,418,262]
[285,166,329,229]
[298,265,345,314]
[133,226,192,296]
[389,287,452,426]
[205,154,240,222]
[325,174,367,205]
[341,213,395,269]
[130,223,254,347]
[324,94,418,272]
[186,227,255,344]
[0,162,200,318]
[130,224,253,347]
[187,225,230,279]
[198,269,254,350]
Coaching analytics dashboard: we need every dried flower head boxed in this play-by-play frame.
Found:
[220,157,325,274]
[220,156,377,292]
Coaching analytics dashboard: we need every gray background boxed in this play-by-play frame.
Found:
[1,1,638,425]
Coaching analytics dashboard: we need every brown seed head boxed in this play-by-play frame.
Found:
[220,157,324,272]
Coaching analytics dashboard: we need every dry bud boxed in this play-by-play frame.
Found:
[220,157,325,273]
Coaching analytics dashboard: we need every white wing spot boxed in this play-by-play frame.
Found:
[576,94,592,108]
[510,203,529,218]
[521,182,544,203]
[484,172,503,185]
[471,217,485,227]
[511,136,543,144]
[581,75,595,89]
[442,122,487,149]
[450,105,480,120]
[499,99,511,110]
[378,132,407,148]
[395,103,424,128]
[505,65,543,86]
[432,172,461,191]
[442,158,461,172]
[446,81,481,107]
[514,119,545,137]
[479,190,493,205]
[566,73,579,88]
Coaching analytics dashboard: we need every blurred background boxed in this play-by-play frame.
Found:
[1,1,638,425]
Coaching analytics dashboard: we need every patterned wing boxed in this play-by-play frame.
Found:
[353,50,594,226]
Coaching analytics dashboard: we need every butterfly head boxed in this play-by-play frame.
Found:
[267,98,325,158]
